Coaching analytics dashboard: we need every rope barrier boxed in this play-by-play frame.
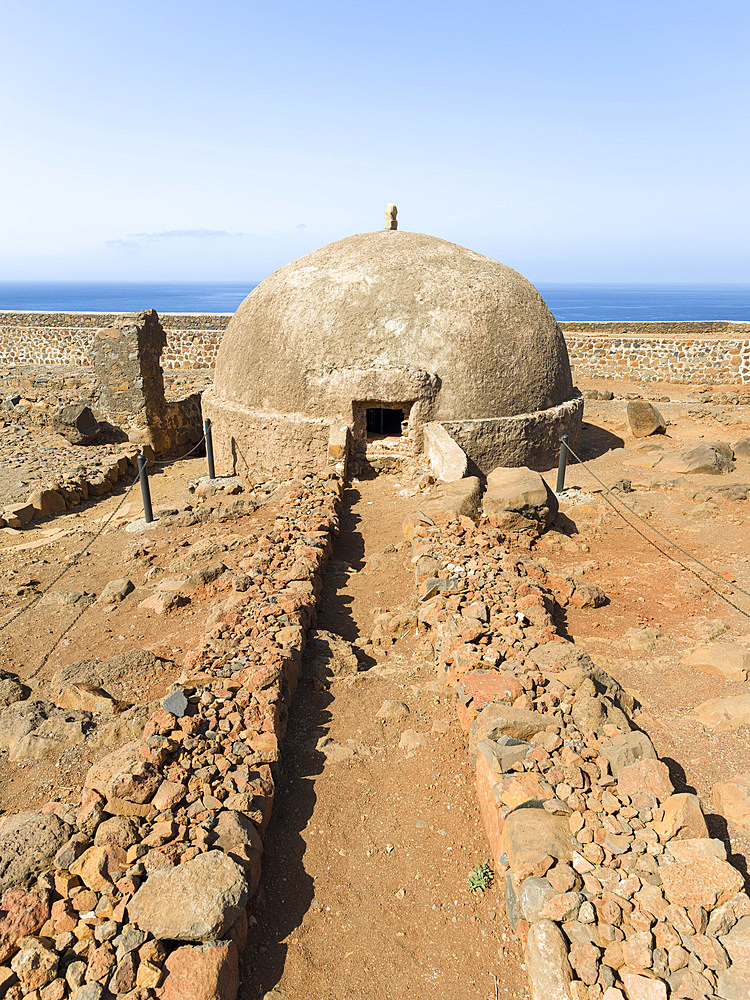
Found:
[562,440,750,620]
[149,434,206,465]
[1,432,210,673]
[0,473,139,634]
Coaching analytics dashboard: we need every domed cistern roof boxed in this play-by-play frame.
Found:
[203,207,582,480]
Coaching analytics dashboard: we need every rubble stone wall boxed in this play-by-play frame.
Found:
[406,508,750,1000]
[4,314,750,385]
[0,474,342,1000]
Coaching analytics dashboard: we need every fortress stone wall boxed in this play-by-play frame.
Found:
[564,320,750,382]
[0,311,230,369]
[2,312,750,383]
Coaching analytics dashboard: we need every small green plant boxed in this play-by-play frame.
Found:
[467,862,494,893]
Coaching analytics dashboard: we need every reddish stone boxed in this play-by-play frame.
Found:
[498,772,553,810]
[0,887,51,963]
[617,759,674,801]
[86,941,116,982]
[50,899,77,933]
[70,845,127,891]
[620,972,666,999]
[661,856,744,909]
[538,891,586,922]
[475,750,507,871]
[161,940,239,1000]
[10,937,58,991]
[652,792,708,841]
[110,949,138,993]
[455,671,524,731]
[143,709,177,737]
[40,979,66,1000]
[76,789,105,830]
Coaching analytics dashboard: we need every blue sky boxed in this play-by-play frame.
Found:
[1,0,748,283]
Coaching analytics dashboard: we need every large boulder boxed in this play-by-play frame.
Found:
[0,699,91,761]
[0,812,72,892]
[302,630,359,681]
[52,648,165,702]
[657,442,735,475]
[627,400,666,437]
[482,466,558,534]
[403,477,483,539]
[51,402,100,445]
[128,851,249,941]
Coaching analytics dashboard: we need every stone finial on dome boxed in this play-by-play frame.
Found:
[385,204,398,230]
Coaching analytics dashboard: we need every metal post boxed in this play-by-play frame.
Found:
[204,417,216,479]
[556,434,569,493]
[137,453,154,523]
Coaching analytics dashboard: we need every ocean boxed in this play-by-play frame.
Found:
[0,281,749,322]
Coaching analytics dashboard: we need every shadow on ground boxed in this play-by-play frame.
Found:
[241,684,331,999]
[314,486,366,644]
[575,421,625,462]
[240,483,368,998]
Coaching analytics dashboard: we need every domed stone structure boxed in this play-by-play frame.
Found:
[203,227,582,479]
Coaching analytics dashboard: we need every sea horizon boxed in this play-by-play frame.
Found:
[1,280,749,323]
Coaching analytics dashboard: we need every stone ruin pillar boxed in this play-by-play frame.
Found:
[385,204,398,230]
[91,309,171,453]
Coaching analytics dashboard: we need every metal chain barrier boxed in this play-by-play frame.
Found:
[563,439,750,620]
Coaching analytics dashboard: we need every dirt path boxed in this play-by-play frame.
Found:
[242,471,526,1000]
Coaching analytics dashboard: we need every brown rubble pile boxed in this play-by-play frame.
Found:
[406,486,750,1000]
[0,472,342,1000]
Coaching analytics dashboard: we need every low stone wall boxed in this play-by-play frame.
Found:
[406,500,750,999]
[1,450,141,529]
[0,312,229,370]
[562,321,750,384]
[4,314,750,385]
[201,396,332,480]
[442,395,584,474]
[0,474,342,1000]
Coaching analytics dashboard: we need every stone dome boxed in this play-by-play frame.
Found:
[203,229,582,479]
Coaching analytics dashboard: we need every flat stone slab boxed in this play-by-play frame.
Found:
[714,773,750,836]
[694,694,750,731]
[128,851,249,941]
